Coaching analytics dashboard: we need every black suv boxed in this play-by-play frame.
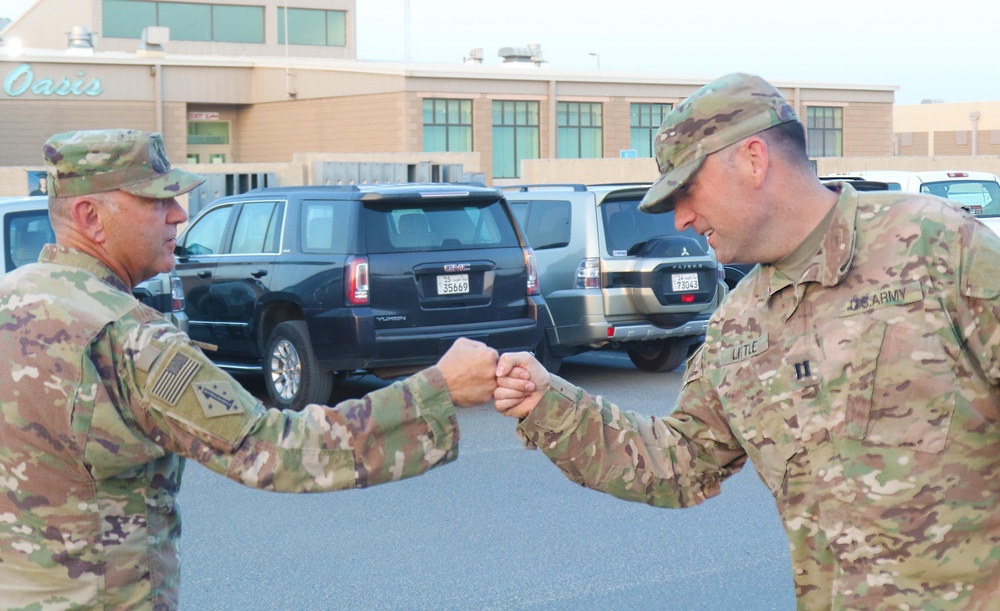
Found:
[173,184,545,410]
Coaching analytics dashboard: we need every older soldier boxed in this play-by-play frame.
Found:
[494,73,1000,608]
[0,129,499,609]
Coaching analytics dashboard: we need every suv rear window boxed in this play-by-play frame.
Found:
[363,200,520,253]
[919,180,1000,216]
[600,199,707,256]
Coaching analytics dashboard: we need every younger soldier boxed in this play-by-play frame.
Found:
[0,129,499,609]
[494,74,1000,608]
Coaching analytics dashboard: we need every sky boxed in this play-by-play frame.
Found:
[3,0,997,105]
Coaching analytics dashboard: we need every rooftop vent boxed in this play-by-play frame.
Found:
[498,44,544,66]
[66,25,95,54]
[920,98,945,104]
[464,48,483,64]
[137,26,169,57]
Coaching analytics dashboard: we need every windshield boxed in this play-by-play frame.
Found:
[919,180,1000,217]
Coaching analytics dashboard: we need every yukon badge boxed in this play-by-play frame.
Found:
[444,263,470,272]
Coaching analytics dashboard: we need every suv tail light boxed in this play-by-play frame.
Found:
[170,275,185,313]
[345,256,369,306]
[524,248,540,296]
[574,258,601,289]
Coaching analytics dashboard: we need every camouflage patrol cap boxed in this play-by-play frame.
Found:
[43,129,204,198]
[639,73,798,213]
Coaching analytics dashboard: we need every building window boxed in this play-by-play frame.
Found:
[806,107,843,157]
[213,5,264,43]
[278,8,346,46]
[102,1,264,43]
[630,103,672,158]
[492,101,539,179]
[187,122,229,145]
[557,102,602,159]
[423,99,472,152]
[158,2,210,41]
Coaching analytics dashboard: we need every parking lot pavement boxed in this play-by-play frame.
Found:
[179,351,794,610]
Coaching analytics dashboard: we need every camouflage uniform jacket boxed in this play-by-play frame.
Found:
[518,184,1000,609]
[0,245,460,610]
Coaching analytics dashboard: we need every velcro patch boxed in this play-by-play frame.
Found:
[135,342,163,373]
[192,381,245,418]
[840,281,922,317]
[720,334,769,366]
[150,348,201,405]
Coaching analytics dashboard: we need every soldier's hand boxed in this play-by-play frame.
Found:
[494,351,550,419]
[437,338,499,407]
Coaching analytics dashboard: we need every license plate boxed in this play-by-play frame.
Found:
[671,273,699,292]
[437,274,469,295]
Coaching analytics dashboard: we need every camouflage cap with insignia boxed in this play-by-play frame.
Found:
[43,129,205,198]
[639,73,799,213]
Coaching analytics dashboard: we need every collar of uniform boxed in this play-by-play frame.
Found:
[815,182,859,287]
[38,243,131,294]
[749,182,859,306]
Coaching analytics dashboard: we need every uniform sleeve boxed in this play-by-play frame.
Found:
[515,352,747,509]
[222,366,459,492]
[956,219,1000,384]
[122,321,459,493]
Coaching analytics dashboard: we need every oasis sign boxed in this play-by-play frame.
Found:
[3,63,103,98]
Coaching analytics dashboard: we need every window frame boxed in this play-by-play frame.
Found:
[557,101,603,159]
[422,98,473,153]
[806,106,844,158]
[101,0,264,43]
[630,102,672,158]
[278,8,347,46]
[492,100,540,179]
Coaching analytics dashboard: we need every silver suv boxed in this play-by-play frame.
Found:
[504,184,727,373]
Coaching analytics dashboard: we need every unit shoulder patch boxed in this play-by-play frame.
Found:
[192,380,245,418]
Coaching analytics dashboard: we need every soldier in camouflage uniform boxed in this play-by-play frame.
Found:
[0,129,500,609]
[494,74,1000,609]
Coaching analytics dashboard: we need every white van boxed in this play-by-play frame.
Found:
[829,170,1000,235]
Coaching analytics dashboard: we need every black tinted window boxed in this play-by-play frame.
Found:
[179,204,232,256]
[364,200,520,253]
[300,200,355,254]
[509,200,571,250]
[601,199,707,256]
[230,201,282,254]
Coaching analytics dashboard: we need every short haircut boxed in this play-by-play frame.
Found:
[759,121,813,171]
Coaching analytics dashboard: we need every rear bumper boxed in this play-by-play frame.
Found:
[310,298,545,372]
[546,288,714,350]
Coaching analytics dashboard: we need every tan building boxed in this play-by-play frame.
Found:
[894,101,1000,157]
[1,0,897,195]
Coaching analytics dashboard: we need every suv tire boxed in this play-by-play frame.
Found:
[534,335,563,375]
[626,339,688,373]
[265,321,334,411]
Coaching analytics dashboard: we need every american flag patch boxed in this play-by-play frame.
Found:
[151,350,201,405]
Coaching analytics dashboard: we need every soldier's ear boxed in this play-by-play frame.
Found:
[744,136,769,190]
[70,197,108,244]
